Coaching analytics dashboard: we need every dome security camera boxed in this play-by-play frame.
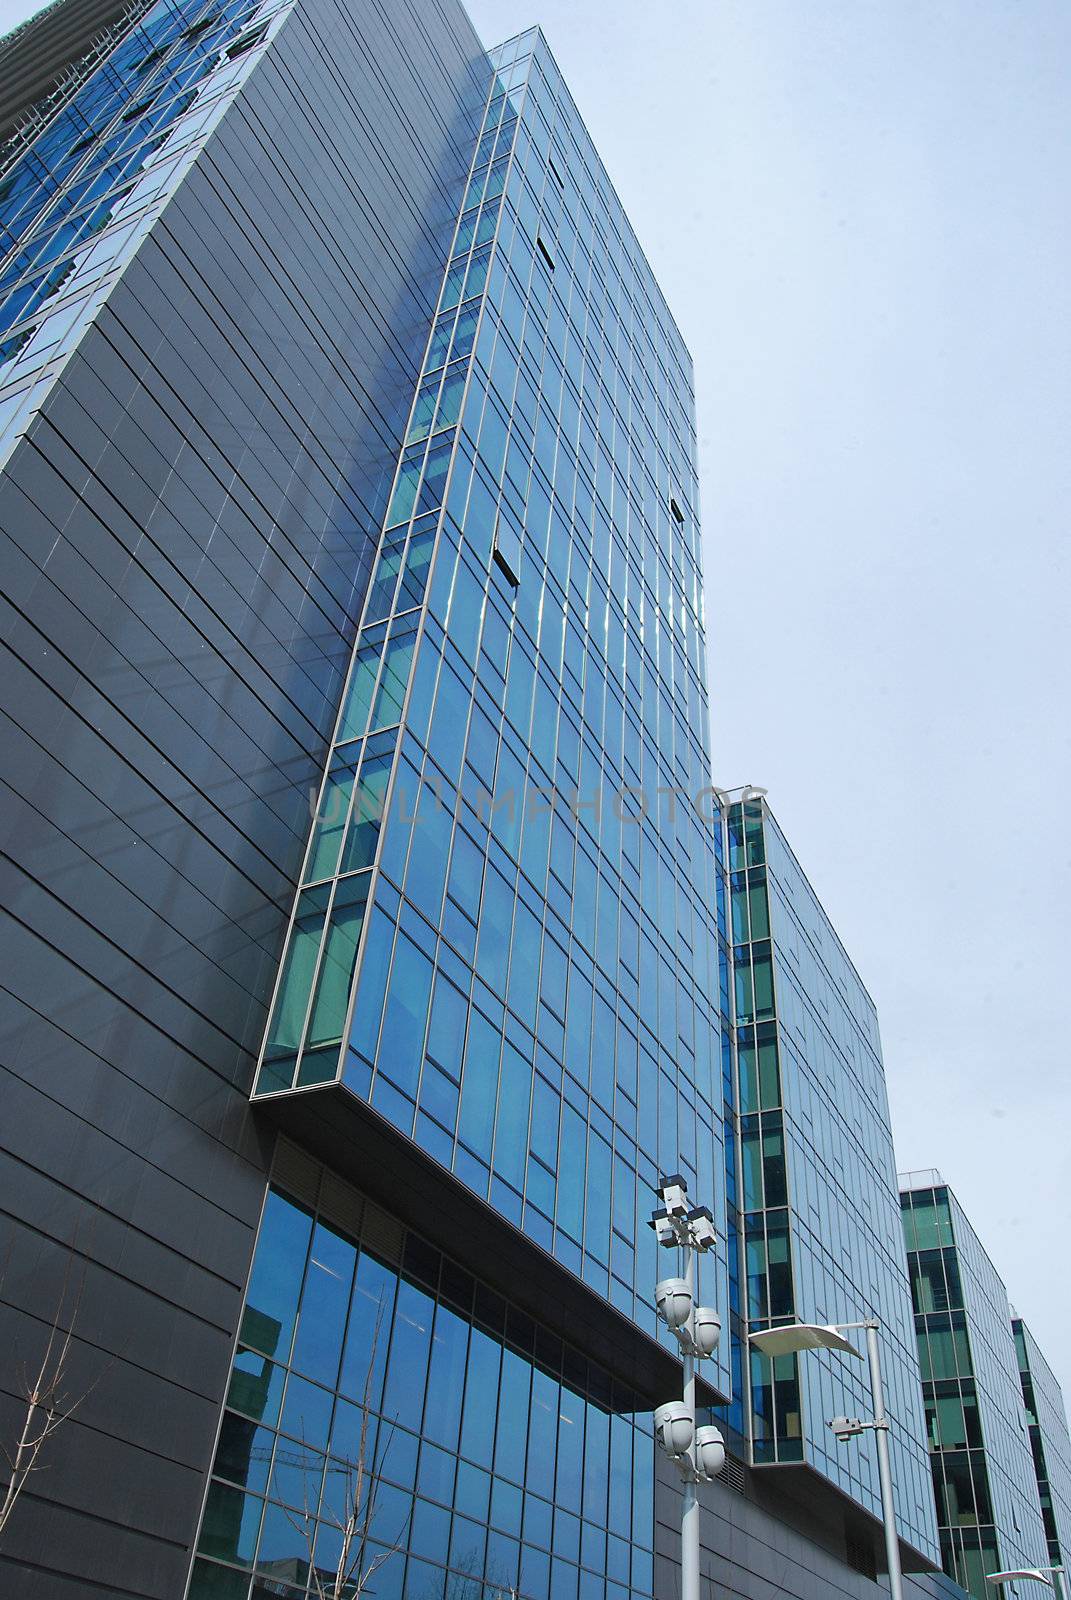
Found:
[654,1401,694,1460]
[693,1306,722,1358]
[655,1277,693,1331]
[694,1424,726,1481]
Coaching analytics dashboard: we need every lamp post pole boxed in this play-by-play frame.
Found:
[864,1320,904,1600]
[680,1241,699,1600]
[650,1175,724,1600]
[748,1318,905,1600]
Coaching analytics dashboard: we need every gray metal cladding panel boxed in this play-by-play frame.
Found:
[654,1451,956,1600]
[0,0,490,1592]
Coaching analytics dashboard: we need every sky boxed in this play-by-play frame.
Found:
[463,0,1071,1394]
[1,0,1068,1392]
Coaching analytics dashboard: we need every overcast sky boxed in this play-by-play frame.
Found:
[463,0,1071,1393]
[1,0,1067,1393]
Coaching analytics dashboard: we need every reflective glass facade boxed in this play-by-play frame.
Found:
[190,1151,656,1600]
[1012,1314,1071,1570]
[728,800,938,1561]
[0,0,296,469]
[901,1177,1049,1597]
[251,29,730,1379]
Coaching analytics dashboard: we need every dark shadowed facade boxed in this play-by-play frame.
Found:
[0,0,487,1592]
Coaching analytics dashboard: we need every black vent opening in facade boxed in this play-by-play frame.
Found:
[720,1452,748,1496]
[845,1531,878,1582]
[492,517,521,588]
[536,235,555,272]
[669,496,685,526]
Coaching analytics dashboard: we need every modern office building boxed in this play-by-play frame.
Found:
[0,4,733,1593]
[723,797,939,1568]
[0,1,995,1598]
[215,21,733,1597]
[1012,1313,1071,1572]
[900,1174,1051,1598]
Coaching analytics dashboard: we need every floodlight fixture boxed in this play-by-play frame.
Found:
[687,1205,716,1251]
[658,1173,690,1217]
[649,1207,678,1246]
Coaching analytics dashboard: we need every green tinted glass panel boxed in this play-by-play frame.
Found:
[927,1388,981,1451]
[475,201,499,246]
[365,539,406,621]
[452,301,480,358]
[752,947,775,1018]
[745,1222,767,1318]
[918,1312,972,1381]
[226,1350,284,1425]
[738,1026,780,1112]
[213,1413,274,1494]
[730,881,749,943]
[440,258,467,312]
[371,621,417,730]
[338,645,381,744]
[340,752,393,875]
[436,365,467,432]
[744,804,765,865]
[734,960,754,1024]
[188,1558,250,1599]
[417,439,452,515]
[758,1033,780,1105]
[396,526,435,612]
[306,756,357,883]
[741,1120,762,1211]
[906,1188,955,1251]
[727,806,746,870]
[407,378,439,443]
[747,873,770,939]
[255,1054,298,1095]
[762,1121,787,1207]
[774,1352,802,1443]
[304,875,371,1053]
[197,1481,262,1566]
[264,887,330,1060]
[386,453,422,527]
[464,248,491,300]
[766,1214,793,1318]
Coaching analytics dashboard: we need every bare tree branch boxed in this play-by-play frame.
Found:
[0,1234,102,1549]
[280,1303,409,1599]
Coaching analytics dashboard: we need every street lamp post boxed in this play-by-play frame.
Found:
[748,1319,905,1600]
[988,1569,1067,1600]
[650,1174,725,1600]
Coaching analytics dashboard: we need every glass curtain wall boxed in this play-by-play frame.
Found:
[729,800,937,1560]
[251,28,728,1382]
[188,1160,656,1600]
[1012,1315,1071,1570]
[0,0,295,464]
[902,1180,1049,1597]
[726,798,803,1463]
